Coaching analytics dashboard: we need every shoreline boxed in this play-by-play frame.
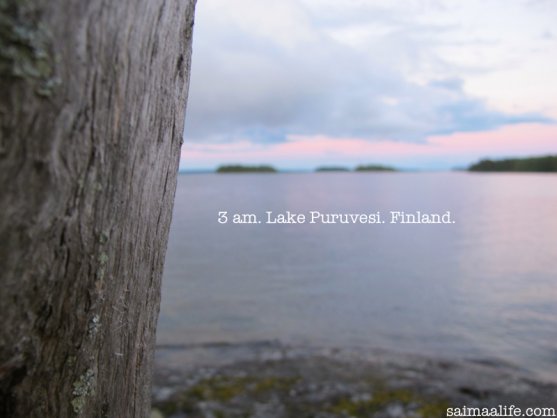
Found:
[152,342,557,417]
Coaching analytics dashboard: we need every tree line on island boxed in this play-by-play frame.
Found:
[216,164,397,173]
[216,164,278,173]
[215,155,557,173]
[468,155,557,172]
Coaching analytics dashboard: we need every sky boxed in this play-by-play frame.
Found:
[180,0,557,170]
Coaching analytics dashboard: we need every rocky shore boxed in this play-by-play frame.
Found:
[151,342,557,418]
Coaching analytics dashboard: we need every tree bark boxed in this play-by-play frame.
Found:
[0,0,196,416]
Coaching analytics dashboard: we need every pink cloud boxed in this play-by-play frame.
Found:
[181,123,557,169]
[428,123,557,156]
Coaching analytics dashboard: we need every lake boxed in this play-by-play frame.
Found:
[157,172,557,382]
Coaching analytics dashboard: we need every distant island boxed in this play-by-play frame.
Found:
[355,164,397,172]
[315,166,350,172]
[213,164,401,173]
[468,155,557,172]
[216,165,277,173]
[315,164,397,172]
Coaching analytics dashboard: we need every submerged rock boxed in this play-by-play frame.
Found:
[152,343,557,418]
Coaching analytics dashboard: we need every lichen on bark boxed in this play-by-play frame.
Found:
[0,0,59,96]
[71,369,96,414]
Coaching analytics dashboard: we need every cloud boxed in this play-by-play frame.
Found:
[184,0,554,147]
[181,123,557,170]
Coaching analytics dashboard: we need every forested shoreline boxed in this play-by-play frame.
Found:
[468,156,557,172]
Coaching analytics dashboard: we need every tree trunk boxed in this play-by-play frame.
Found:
[0,0,196,416]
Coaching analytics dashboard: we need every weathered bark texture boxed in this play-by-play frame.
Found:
[0,0,196,416]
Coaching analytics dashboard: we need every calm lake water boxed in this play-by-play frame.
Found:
[157,172,557,381]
